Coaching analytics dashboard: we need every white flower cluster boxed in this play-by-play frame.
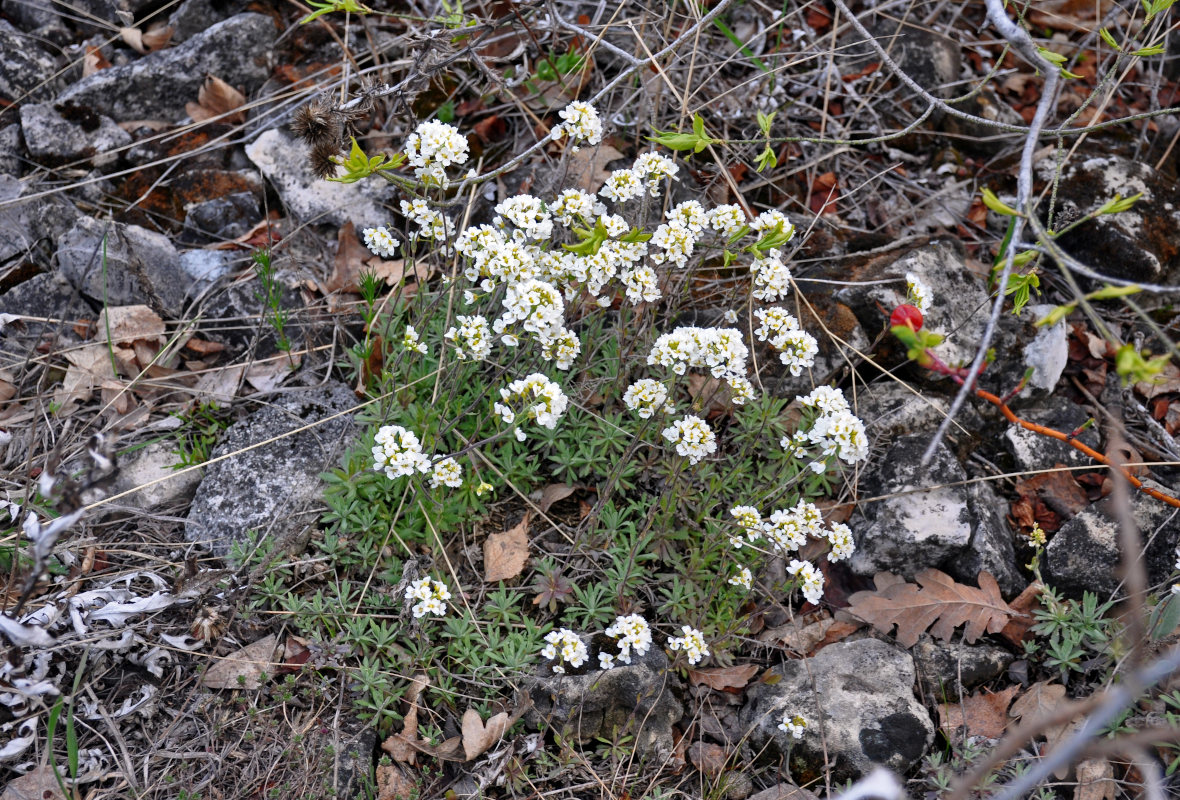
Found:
[778,712,808,739]
[623,378,670,418]
[598,152,679,203]
[444,314,492,361]
[551,188,604,226]
[666,625,710,665]
[430,457,463,489]
[400,198,452,242]
[905,271,932,312]
[372,425,430,478]
[497,278,565,344]
[494,373,569,441]
[753,307,818,376]
[621,265,660,304]
[750,249,793,302]
[403,325,427,355]
[725,502,856,602]
[707,204,746,237]
[728,565,753,590]
[599,169,645,203]
[787,558,825,605]
[404,576,451,619]
[647,326,750,389]
[661,414,717,464]
[541,628,588,673]
[495,194,554,243]
[553,101,604,149]
[600,614,653,669]
[362,225,400,259]
[787,386,870,469]
[404,119,470,186]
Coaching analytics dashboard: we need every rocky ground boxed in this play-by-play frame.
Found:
[1,1,1180,799]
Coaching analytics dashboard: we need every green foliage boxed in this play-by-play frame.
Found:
[650,113,719,154]
[171,402,230,469]
[1028,587,1118,681]
[299,0,372,25]
[253,247,291,352]
[328,137,406,184]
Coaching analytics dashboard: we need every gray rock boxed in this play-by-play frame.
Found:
[1045,478,1180,598]
[951,481,1025,597]
[184,382,358,556]
[525,638,683,759]
[168,0,233,42]
[112,441,202,510]
[19,102,131,167]
[1003,401,1099,473]
[941,89,1025,154]
[55,216,190,316]
[0,271,92,361]
[178,249,241,299]
[1047,154,1180,284]
[0,20,61,104]
[0,0,66,34]
[849,434,974,578]
[0,124,20,176]
[55,13,275,123]
[741,639,933,783]
[911,636,1013,703]
[182,191,261,242]
[1020,303,1069,395]
[747,784,820,800]
[853,380,949,442]
[245,128,396,227]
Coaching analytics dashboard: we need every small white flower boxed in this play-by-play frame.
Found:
[666,625,709,665]
[623,378,669,419]
[598,651,616,670]
[362,226,400,259]
[372,425,431,479]
[555,101,604,147]
[728,566,753,590]
[402,325,427,355]
[778,712,808,739]
[723,309,738,323]
[429,457,463,489]
[542,628,588,672]
[404,576,451,618]
[905,271,932,313]
[661,415,717,465]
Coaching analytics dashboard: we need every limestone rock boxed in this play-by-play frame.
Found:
[184,382,358,556]
[20,103,131,167]
[741,639,933,783]
[0,20,61,104]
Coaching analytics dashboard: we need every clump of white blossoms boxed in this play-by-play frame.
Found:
[729,505,763,548]
[667,625,709,665]
[750,249,793,302]
[779,712,808,739]
[403,325,427,355]
[623,378,670,418]
[632,151,679,196]
[788,385,870,469]
[362,225,399,258]
[647,326,750,390]
[551,188,604,226]
[429,457,463,489]
[494,373,569,441]
[602,614,653,667]
[404,119,469,186]
[753,307,818,376]
[553,101,604,149]
[662,414,717,464]
[707,204,746,237]
[787,558,825,605]
[373,425,431,479]
[495,194,554,243]
[444,315,492,361]
[541,628,588,673]
[599,168,645,203]
[728,565,753,590]
[401,198,452,242]
[905,271,932,313]
[827,522,855,562]
[404,576,451,619]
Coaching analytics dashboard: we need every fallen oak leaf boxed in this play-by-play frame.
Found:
[687,663,759,691]
[936,685,1020,740]
[201,633,280,689]
[186,75,246,125]
[485,513,529,582]
[845,569,1013,648]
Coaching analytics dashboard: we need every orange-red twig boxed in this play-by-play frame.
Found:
[975,389,1180,509]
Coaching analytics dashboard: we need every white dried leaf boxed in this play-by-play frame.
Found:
[131,646,170,678]
[160,633,205,651]
[20,604,59,629]
[0,719,36,761]
[0,615,55,648]
[90,629,137,651]
[87,591,177,626]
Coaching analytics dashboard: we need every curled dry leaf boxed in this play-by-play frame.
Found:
[462,707,511,761]
[845,569,1013,648]
[936,685,1019,740]
[186,75,247,125]
[687,663,759,691]
[537,483,577,514]
[687,741,730,776]
[484,513,529,582]
[201,633,279,689]
[1073,758,1117,800]
[1009,680,1073,748]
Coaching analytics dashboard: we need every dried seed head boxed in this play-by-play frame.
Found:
[291,95,340,147]
[309,140,342,179]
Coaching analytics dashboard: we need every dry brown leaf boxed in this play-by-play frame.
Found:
[999,581,1043,647]
[538,483,577,513]
[1,765,66,800]
[201,633,279,689]
[687,741,730,776]
[1074,758,1117,800]
[566,144,626,193]
[936,685,1019,740]
[327,221,371,293]
[382,674,428,765]
[244,356,298,394]
[56,343,116,410]
[192,363,245,404]
[485,513,529,582]
[462,707,511,761]
[141,24,173,51]
[687,663,759,691]
[376,763,418,800]
[760,614,835,654]
[845,569,1014,648]
[0,369,16,404]
[1009,681,1073,747]
[83,45,111,77]
[186,75,246,124]
[96,305,166,372]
